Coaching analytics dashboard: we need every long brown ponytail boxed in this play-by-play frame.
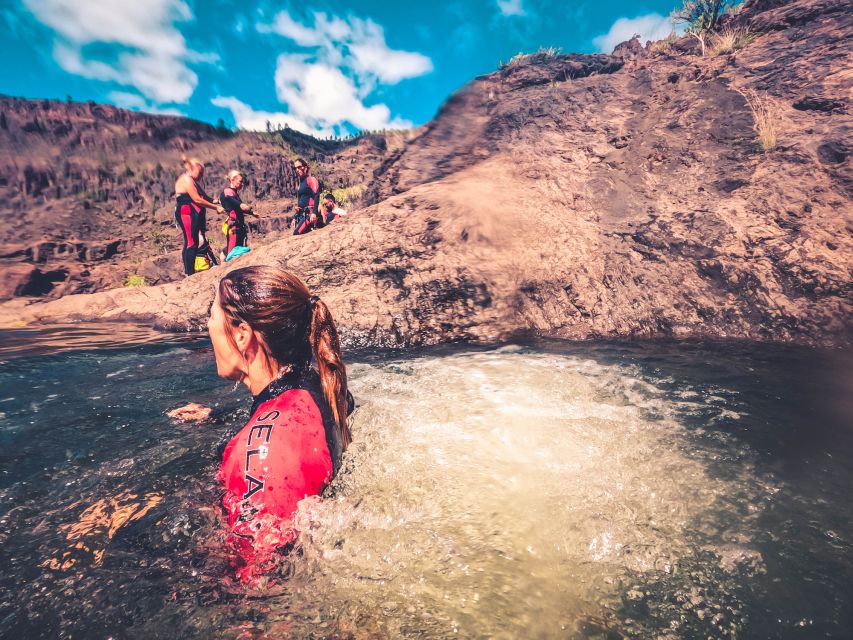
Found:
[218,265,350,450]
[309,298,351,448]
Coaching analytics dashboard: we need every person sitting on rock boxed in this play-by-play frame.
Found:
[175,155,224,275]
[219,170,256,260]
[292,158,322,235]
[321,193,348,224]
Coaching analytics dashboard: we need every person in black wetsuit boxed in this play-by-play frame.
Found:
[174,156,223,275]
[292,158,322,235]
[220,170,255,258]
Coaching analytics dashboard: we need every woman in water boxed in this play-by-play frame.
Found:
[181,266,353,579]
[174,156,224,275]
[219,170,255,260]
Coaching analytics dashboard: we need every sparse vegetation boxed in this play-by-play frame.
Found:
[737,88,778,153]
[330,184,367,209]
[146,226,172,254]
[649,32,680,55]
[709,27,756,55]
[671,0,735,55]
[500,47,561,69]
[671,0,733,33]
[725,1,746,17]
[123,274,147,287]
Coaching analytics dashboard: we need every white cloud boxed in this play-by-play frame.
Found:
[593,13,678,53]
[23,0,210,104]
[274,54,412,131]
[251,10,429,133]
[108,91,184,116]
[496,0,526,17]
[349,39,433,85]
[258,11,324,47]
[259,11,432,86]
[211,96,327,136]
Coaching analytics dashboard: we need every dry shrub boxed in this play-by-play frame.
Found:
[501,47,560,69]
[710,27,756,55]
[649,32,680,55]
[737,88,778,152]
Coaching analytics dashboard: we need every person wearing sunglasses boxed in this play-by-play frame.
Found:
[292,158,322,235]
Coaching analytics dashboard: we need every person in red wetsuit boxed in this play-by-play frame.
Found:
[206,265,353,580]
[174,155,223,275]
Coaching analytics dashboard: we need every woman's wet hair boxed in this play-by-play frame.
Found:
[218,266,351,449]
[225,169,242,182]
[181,154,204,173]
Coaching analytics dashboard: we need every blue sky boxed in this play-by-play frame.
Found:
[2,1,683,136]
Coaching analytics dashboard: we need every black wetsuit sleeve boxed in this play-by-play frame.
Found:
[220,192,241,218]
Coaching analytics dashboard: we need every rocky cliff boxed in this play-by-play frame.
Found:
[1,0,850,346]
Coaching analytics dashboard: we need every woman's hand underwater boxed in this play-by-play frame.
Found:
[167,402,212,423]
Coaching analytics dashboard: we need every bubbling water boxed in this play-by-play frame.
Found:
[259,346,773,638]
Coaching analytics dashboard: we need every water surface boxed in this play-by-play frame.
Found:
[0,329,850,639]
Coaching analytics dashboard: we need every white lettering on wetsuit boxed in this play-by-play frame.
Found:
[243,409,280,499]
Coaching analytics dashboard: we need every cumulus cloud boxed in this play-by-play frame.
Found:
[246,10,430,133]
[274,54,412,131]
[22,0,211,104]
[593,13,678,53]
[211,96,328,136]
[258,11,432,86]
[108,91,184,116]
[496,0,526,17]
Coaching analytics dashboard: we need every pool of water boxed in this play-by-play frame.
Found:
[0,328,850,639]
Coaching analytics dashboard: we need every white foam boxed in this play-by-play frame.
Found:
[283,349,772,637]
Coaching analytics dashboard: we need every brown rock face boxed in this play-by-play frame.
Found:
[1,0,850,346]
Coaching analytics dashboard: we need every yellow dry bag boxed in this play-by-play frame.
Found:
[194,256,211,272]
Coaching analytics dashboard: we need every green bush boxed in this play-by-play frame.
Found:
[671,0,733,32]
[330,184,367,208]
[123,274,147,288]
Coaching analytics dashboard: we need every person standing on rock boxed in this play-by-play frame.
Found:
[175,155,224,276]
[292,158,322,235]
[219,170,256,261]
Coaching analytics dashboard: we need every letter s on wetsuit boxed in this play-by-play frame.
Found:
[219,187,247,255]
[218,367,353,580]
[293,175,320,236]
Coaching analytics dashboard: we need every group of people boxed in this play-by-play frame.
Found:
[174,156,347,277]
[169,154,355,581]
[290,158,348,235]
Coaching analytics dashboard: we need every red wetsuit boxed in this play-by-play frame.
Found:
[218,367,346,580]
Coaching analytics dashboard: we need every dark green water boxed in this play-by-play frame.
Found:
[0,327,850,639]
